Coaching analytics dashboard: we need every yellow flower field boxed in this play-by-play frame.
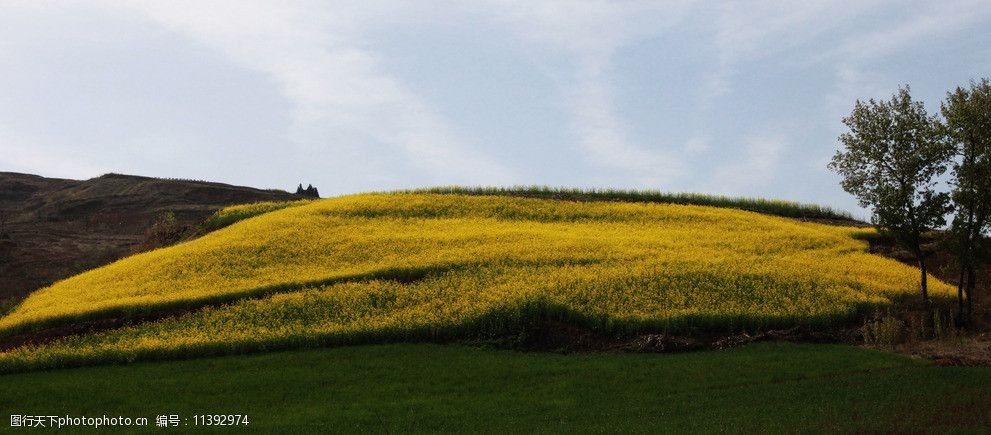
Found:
[0,193,953,371]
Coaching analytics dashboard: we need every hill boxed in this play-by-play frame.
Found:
[0,193,953,372]
[0,172,301,303]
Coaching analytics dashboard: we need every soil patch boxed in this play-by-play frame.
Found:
[470,319,862,354]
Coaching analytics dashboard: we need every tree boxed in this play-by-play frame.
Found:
[943,78,991,322]
[829,86,955,303]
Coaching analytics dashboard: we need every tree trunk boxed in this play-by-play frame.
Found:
[957,265,967,324]
[918,255,929,302]
[966,265,976,320]
[957,229,971,325]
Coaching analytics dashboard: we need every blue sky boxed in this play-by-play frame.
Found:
[2,1,989,216]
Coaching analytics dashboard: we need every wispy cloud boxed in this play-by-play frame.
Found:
[486,0,697,186]
[706,0,880,100]
[566,60,687,183]
[709,0,990,99]
[703,0,989,197]
[120,0,517,186]
[1,0,987,208]
[830,0,991,62]
[822,0,991,139]
[707,134,787,195]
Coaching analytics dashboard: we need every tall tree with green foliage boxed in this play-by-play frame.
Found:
[943,78,991,322]
[829,86,954,302]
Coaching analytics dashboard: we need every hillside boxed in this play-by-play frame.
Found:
[0,193,953,372]
[0,172,301,302]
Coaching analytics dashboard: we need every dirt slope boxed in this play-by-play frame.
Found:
[0,172,301,302]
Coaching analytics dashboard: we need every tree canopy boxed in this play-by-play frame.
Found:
[829,86,955,301]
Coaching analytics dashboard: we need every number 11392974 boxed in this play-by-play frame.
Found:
[193,415,249,426]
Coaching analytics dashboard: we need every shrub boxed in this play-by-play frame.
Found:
[863,313,904,347]
[133,212,186,253]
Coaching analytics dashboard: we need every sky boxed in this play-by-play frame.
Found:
[1,1,989,216]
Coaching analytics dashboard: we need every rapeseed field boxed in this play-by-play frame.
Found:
[201,199,311,231]
[0,193,953,371]
[403,186,855,220]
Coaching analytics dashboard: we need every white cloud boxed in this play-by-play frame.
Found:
[118,0,517,185]
[709,0,989,99]
[702,0,989,195]
[713,1,842,60]
[706,0,877,99]
[565,61,686,183]
[2,0,987,205]
[830,0,991,62]
[485,0,698,185]
[707,134,786,195]
[821,0,990,150]
[486,0,695,56]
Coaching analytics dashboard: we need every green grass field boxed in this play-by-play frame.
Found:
[3,342,989,433]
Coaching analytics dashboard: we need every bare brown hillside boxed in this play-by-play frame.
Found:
[868,234,990,328]
[0,172,302,303]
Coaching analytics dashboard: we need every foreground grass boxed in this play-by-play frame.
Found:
[2,343,989,433]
